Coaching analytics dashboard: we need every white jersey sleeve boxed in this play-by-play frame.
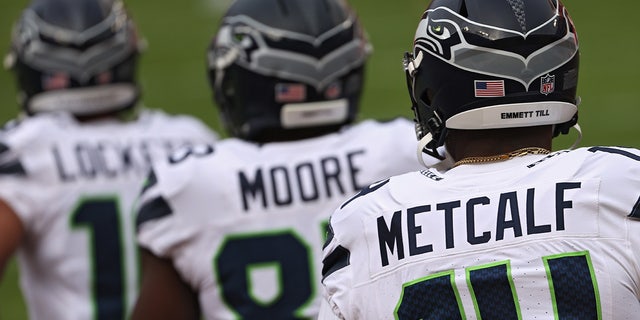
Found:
[320,146,640,319]
[136,118,427,319]
[0,110,217,320]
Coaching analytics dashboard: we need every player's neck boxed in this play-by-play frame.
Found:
[446,126,553,162]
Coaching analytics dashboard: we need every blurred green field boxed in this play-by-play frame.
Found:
[1,0,639,318]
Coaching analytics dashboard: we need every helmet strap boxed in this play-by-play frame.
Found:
[568,123,582,150]
[417,132,445,166]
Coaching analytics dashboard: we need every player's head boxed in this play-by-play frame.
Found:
[5,0,143,117]
[207,0,371,142]
[404,0,580,160]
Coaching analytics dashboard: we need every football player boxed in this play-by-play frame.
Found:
[319,0,640,319]
[0,0,218,319]
[131,0,442,318]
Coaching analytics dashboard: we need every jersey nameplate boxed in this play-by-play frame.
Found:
[367,180,600,273]
[52,139,194,181]
[238,149,366,211]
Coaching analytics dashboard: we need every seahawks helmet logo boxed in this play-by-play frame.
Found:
[209,14,371,89]
[413,6,578,89]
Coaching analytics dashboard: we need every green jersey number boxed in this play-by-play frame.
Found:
[395,251,601,320]
[214,223,332,319]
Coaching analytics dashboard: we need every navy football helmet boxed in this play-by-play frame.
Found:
[5,0,143,117]
[404,0,580,160]
[207,0,371,142]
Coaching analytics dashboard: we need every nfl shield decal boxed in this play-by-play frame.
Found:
[540,74,555,95]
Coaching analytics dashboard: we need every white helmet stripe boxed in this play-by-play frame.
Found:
[446,102,577,130]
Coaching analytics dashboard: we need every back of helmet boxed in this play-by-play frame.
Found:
[405,0,580,159]
[5,0,142,117]
[208,0,371,142]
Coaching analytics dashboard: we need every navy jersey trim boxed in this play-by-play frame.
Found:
[340,179,390,209]
[0,142,27,176]
[0,142,26,176]
[589,147,640,218]
[136,196,173,230]
[322,245,350,281]
[0,160,26,176]
[630,196,640,219]
[588,147,640,161]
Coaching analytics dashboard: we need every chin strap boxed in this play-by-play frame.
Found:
[416,123,583,170]
[416,133,455,170]
[568,123,583,150]
[416,133,435,167]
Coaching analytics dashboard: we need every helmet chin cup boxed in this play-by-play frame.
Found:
[568,123,583,150]
[417,132,445,165]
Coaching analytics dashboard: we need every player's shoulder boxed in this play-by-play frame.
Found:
[346,117,414,135]
[134,147,212,255]
[148,143,217,193]
[518,146,640,195]
[0,113,73,172]
[555,146,640,173]
[0,136,26,177]
[134,140,243,254]
[337,117,420,162]
[322,170,426,283]
[135,138,247,224]
[581,146,640,177]
[1,112,72,141]
[140,137,254,192]
[135,146,213,226]
[139,108,219,139]
[577,145,640,161]
[331,170,426,225]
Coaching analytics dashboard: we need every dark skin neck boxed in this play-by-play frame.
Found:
[445,125,553,162]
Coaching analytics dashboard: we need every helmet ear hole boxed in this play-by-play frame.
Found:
[419,90,433,108]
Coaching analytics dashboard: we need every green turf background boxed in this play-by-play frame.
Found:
[1,0,639,318]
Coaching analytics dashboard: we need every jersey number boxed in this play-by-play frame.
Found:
[71,198,126,320]
[215,230,316,319]
[395,251,601,320]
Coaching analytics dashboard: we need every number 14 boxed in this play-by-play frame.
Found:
[395,251,601,320]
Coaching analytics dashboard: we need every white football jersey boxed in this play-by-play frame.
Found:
[136,118,428,319]
[0,110,217,320]
[320,147,640,320]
